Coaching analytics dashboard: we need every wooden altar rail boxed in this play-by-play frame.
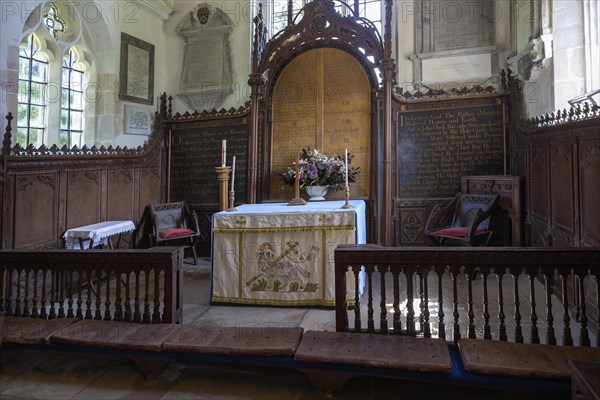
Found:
[0,247,184,324]
[335,245,600,346]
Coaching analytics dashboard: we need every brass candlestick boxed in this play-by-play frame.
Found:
[226,190,237,212]
[215,166,232,211]
[341,185,353,208]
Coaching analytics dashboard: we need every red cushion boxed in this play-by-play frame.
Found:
[433,227,487,238]
[159,228,195,239]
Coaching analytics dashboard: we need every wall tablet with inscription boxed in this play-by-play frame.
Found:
[169,117,248,204]
[270,48,371,200]
[397,97,507,198]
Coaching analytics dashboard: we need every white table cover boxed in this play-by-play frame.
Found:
[63,220,135,249]
[211,200,366,307]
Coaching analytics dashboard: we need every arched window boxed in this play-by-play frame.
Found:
[17,34,48,147]
[267,0,383,37]
[16,2,97,148]
[61,49,85,147]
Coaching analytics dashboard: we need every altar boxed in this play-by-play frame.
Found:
[210,200,366,307]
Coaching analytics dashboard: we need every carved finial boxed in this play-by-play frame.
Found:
[168,95,173,119]
[3,112,13,155]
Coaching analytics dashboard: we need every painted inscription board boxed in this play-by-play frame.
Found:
[397,99,506,198]
[169,117,248,204]
[270,48,371,200]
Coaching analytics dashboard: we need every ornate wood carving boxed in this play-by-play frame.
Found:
[259,0,383,91]
[1,104,164,249]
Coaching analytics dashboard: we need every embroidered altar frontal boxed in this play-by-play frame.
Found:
[211,201,364,307]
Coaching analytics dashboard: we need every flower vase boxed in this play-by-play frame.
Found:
[305,185,328,201]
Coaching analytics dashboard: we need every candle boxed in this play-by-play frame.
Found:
[221,140,226,167]
[344,148,349,188]
[230,155,236,192]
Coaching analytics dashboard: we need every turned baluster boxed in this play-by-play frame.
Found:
[104,270,112,321]
[153,269,162,323]
[143,268,151,323]
[354,267,361,331]
[528,270,539,344]
[379,266,388,333]
[133,270,141,322]
[366,265,375,332]
[577,272,590,347]
[482,270,491,340]
[560,271,573,346]
[544,272,556,344]
[513,270,523,343]
[392,269,401,333]
[497,270,507,341]
[406,269,416,336]
[437,267,446,341]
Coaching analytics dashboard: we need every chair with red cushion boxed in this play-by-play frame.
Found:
[149,201,202,265]
[424,193,499,246]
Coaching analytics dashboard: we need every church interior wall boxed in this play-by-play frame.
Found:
[0,0,598,251]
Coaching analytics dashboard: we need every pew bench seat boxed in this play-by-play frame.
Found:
[459,339,600,380]
[293,330,452,391]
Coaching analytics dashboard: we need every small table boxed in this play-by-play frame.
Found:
[63,220,136,249]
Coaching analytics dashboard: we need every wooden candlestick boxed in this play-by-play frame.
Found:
[215,166,232,211]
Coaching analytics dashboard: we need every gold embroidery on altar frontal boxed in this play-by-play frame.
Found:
[246,241,320,293]
[213,225,355,233]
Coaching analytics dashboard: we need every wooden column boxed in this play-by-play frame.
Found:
[381,0,396,246]
[215,167,231,211]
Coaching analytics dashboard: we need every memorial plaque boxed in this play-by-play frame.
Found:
[169,118,248,205]
[270,48,371,200]
[397,98,506,198]
[119,33,154,105]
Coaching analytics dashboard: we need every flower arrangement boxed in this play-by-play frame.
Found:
[279,147,360,191]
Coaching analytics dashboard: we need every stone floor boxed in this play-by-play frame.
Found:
[0,258,571,399]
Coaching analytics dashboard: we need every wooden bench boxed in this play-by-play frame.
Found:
[0,316,586,397]
[459,339,600,380]
[294,330,452,391]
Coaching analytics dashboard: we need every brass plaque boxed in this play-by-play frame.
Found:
[270,48,371,200]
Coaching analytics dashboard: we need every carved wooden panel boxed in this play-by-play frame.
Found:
[107,168,135,221]
[395,198,450,245]
[398,208,426,244]
[580,141,600,246]
[13,173,58,249]
[65,170,101,229]
[139,167,161,213]
[550,143,575,239]
[269,48,371,200]
[529,145,548,222]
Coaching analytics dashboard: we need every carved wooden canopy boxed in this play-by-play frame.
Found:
[255,0,384,98]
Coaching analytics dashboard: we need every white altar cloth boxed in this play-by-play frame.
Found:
[211,200,366,307]
[63,220,136,249]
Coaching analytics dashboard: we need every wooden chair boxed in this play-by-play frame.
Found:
[424,193,499,246]
[149,201,202,265]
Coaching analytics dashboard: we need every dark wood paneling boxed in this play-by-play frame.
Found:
[529,145,548,221]
[66,170,102,229]
[524,109,599,247]
[13,173,58,249]
[107,169,135,221]
[1,119,163,250]
[550,143,575,238]
[580,140,600,246]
